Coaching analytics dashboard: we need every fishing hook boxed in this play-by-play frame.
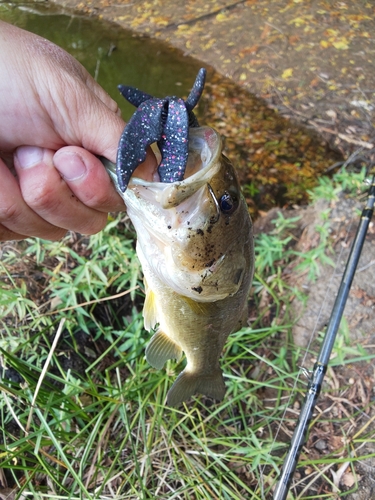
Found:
[273,174,375,500]
[207,183,221,224]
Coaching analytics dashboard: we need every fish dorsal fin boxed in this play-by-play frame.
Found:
[143,278,158,331]
[145,329,182,370]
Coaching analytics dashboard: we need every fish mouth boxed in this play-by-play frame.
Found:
[121,126,224,248]
[127,126,221,211]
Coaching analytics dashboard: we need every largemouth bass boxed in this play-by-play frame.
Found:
[105,125,254,406]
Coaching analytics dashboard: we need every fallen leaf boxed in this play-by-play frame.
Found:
[341,472,358,488]
[288,35,300,44]
[333,40,349,50]
[260,24,271,39]
[282,68,293,79]
[310,77,320,87]
[289,17,307,27]
[239,45,259,56]
[216,12,227,22]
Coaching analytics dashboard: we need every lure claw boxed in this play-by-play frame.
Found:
[116,99,166,191]
[118,85,153,108]
[157,97,189,183]
[116,68,207,192]
[185,68,206,127]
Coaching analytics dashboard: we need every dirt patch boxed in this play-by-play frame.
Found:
[291,195,375,350]
[253,189,375,498]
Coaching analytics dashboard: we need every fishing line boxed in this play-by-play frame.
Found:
[273,173,375,500]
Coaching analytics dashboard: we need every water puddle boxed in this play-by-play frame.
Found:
[0,1,341,215]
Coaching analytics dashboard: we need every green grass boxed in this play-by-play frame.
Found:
[1,169,375,499]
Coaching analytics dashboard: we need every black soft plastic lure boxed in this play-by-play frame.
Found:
[116,68,206,192]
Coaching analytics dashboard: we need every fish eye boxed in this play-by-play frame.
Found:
[219,192,238,214]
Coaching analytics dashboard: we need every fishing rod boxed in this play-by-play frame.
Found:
[273,174,375,500]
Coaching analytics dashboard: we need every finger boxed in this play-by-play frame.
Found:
[0,156,67,240]
[0,224,28,242]
[84,73,122,117]
[54,146,158,208]
[14,146,109,235]
[73,95,125,162]
[47,79,126,163]
[53,147,125,212]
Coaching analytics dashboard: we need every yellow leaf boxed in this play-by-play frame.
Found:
[202,39,215,51]
[333,40,349,50]
[151,16,170,27]
[239,73,247,81]
[326,28,339,36]
[177,24,190,31]
[289,17,306,27]
[282,68,293,79]
[320,40,329,48]
[216,12,227,22]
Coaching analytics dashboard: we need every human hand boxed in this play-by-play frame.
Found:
[0,20,155,241]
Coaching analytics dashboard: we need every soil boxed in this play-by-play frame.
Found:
[7,0,375,497]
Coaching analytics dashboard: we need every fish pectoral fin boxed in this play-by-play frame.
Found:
[166,368,226,407]
[145,330,182,370]
[181,296,212,316]
[143,279,157,331]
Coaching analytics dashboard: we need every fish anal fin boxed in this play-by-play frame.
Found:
[166,368,226,407]
[145,330,182,370]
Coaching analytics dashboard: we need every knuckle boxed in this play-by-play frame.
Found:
[0,202,22,222]
[85,191,109,209]
[23,184,58,212]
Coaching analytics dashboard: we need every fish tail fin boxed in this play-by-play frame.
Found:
[145,329,182,370]
[166,368,226,407]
